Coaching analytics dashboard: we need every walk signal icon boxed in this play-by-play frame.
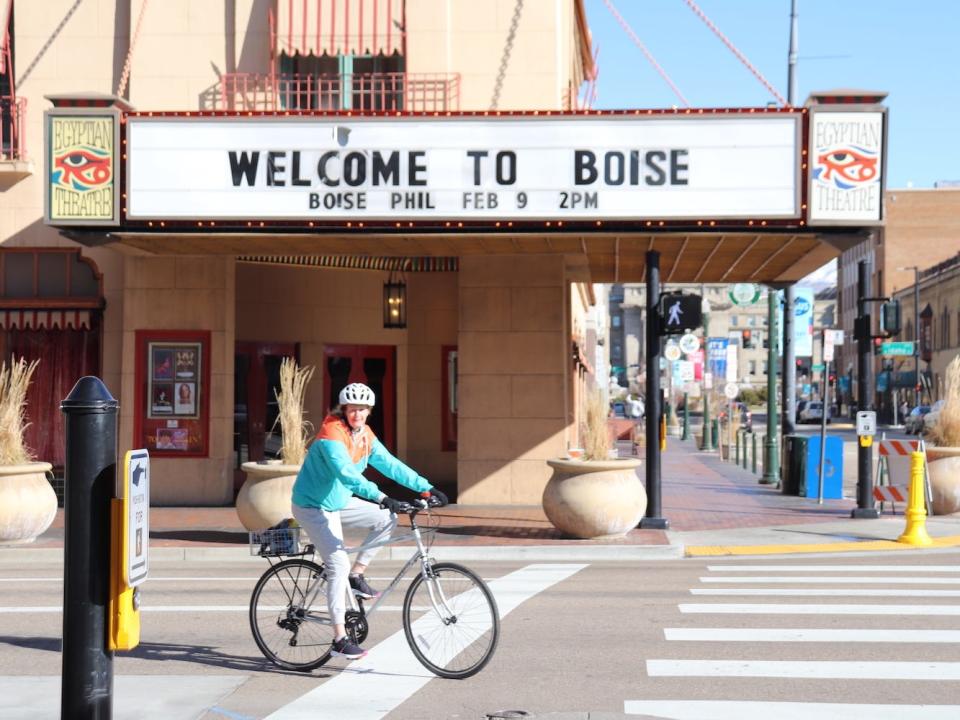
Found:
[659,293,702,335]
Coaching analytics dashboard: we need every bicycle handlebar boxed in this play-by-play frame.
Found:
[395,495,444,515]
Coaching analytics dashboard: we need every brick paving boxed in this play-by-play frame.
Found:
[25,438,860,550]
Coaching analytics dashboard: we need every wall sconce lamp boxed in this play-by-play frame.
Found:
[383,272,407,329]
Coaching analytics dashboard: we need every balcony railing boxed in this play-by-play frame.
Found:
[1,96,26,161]
[217,72,460,113]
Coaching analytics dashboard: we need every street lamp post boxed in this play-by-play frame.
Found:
[897,265,921,407]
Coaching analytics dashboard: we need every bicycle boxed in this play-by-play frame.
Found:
[248,498,500,679]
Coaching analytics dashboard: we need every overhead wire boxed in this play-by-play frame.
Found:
[681,0,787,106]
[601,0,690,107]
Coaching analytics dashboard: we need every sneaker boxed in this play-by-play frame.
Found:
[331,635,367,660]
[349,573,380,599]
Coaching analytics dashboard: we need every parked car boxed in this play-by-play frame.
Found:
[924,400,945,436]
[719,402,752,431]
[798,400,830,424]
[904,405,931,435]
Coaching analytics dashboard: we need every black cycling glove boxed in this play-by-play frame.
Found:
[379,496,404,514]
[427,488,449,507]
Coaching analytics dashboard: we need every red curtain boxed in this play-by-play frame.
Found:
[1,322,101,468]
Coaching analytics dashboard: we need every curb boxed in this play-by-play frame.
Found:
[0,543,686,565]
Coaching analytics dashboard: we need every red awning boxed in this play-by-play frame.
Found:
[275,0,404,57]
[0,309,92,330]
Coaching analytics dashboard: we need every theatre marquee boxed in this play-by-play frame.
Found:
[125,113,802,223]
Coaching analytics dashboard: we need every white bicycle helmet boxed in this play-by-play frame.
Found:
[339,382,376,407]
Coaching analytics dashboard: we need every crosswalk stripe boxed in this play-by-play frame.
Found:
[706,565,960,573]
[701,576,960,584]
[664,628,960,642]
[691,588,960,597]
[680,603,960,615]
[646,659,960,679]
[623,700,960,719]
[263,563,587,720]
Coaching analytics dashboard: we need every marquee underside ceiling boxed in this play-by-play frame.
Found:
[103,230,841,284]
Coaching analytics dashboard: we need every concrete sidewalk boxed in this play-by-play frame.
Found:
[3,438,959,562]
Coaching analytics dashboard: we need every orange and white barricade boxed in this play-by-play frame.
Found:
[876,439,930,513]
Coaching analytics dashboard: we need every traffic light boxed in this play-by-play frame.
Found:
[881,300,902,336]
[873,337,883,355]
[741,329,752,348]
[659,293,703,335]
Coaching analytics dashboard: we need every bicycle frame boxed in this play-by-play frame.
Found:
[274,509,453,630]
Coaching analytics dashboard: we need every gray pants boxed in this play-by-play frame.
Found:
[292,498,397,627]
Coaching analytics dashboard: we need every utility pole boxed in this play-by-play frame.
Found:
[642,250,669,529]
[853,260,880,518]
[782,0,799,436]
[762,287,780,485]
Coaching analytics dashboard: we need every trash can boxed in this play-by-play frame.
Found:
[781,435,807,495]
[799,435,844,500]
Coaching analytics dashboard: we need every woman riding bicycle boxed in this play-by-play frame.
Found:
[291,382,448,660]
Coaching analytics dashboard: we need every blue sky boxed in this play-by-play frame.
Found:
[583,0,960,189]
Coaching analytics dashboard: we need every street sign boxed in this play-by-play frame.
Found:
[125,450,150,587]
[824,341,834,362]
[881,341,915,356]
[724,343,738,382]
[664,343,682,362]
[704,372,713,390]
[729,283,761,306]
[724,382,739,400]
[856,411,877,437]
[812,363,825,372]
[830,329,844,344]
[678,333,700,355]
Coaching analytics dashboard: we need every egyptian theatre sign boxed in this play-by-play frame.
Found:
[44,108,885,229]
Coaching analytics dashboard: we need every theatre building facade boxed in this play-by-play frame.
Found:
[3,1,886,507]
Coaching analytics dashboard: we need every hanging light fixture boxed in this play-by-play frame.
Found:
[383,270,407,329]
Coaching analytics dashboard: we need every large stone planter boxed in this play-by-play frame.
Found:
[0,462,57,544]
[542,457,646,539]
[925,446,960,515]
[237,461,300,531]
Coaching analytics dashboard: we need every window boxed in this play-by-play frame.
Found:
[748,316,756,327]
[730,315,738,327]
[763,361,769,374]
[612,315,621,327]
[0,249,102,303]
[749,360,757,374]
[278,52,405,111]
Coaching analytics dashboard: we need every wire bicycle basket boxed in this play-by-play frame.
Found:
[249,525,301,557]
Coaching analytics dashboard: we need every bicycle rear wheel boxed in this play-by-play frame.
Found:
[249,558,332,671]
[402,562,500,679]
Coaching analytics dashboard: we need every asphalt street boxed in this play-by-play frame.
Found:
[3,550,960,719]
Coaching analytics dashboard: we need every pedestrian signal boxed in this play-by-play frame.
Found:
[659,293,702,335]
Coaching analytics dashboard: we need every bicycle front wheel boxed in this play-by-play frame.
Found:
[249,558,332,671]
[402,562,500,679]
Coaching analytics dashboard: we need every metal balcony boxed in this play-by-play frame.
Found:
[217,72,460,113]
[1,95,26,161]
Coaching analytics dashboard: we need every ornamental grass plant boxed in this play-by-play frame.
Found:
[930,355,960,447]
[272,357,315,466]
[581,388,614,461]
[0,356,40,466]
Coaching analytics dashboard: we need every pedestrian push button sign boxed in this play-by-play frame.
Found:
[659,293,702,335]
[125,449,150,587]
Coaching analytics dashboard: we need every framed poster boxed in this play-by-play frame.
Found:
[135,330,210,457]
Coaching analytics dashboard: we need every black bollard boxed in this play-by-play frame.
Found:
[60,377,119,720]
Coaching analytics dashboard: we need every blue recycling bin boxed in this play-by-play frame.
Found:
[799,435,844,499]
